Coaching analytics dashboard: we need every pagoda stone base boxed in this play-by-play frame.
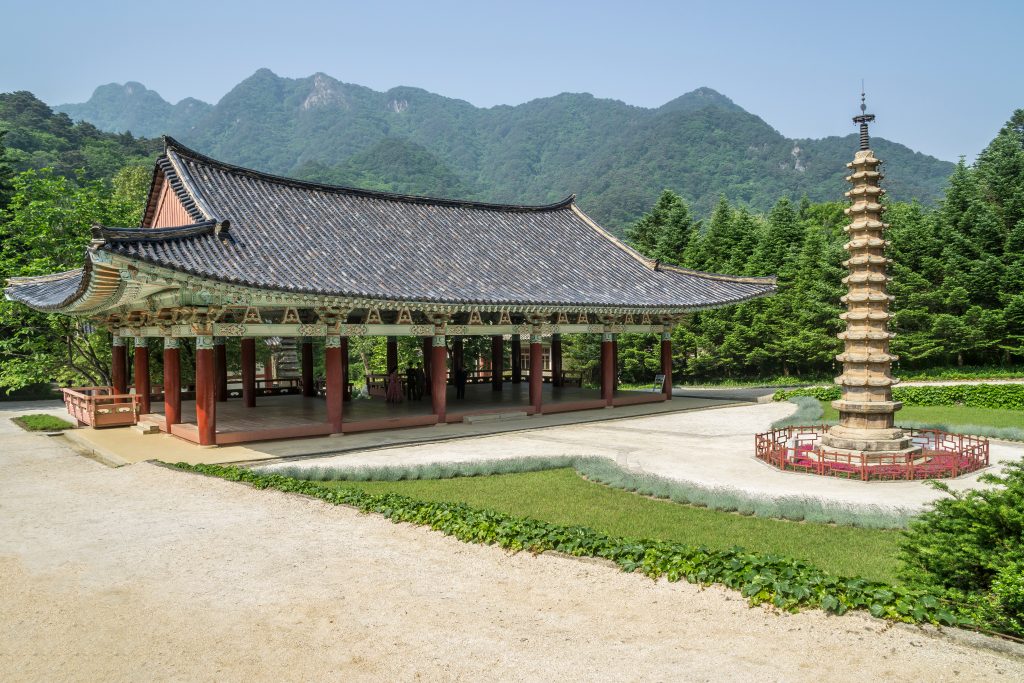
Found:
[819,424,920,462]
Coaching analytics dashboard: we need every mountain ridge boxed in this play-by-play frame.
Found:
[53,70,954,228]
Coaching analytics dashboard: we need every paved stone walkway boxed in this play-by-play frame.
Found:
[260,401,1024,514]
[2,412,1022,681]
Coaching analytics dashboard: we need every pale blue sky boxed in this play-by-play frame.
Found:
[2,0,1020,161]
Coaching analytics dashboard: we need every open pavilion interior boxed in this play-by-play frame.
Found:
[5,137,776,447]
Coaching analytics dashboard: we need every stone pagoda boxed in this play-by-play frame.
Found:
[819,93,919,460]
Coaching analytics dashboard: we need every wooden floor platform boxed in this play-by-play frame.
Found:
[142,383,665,445]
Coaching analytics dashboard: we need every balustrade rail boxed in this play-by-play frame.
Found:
[61,386,139,428]
[755,425,990,481]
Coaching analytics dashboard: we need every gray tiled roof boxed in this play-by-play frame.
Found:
[8,138,776,311]
[5,269,85,310]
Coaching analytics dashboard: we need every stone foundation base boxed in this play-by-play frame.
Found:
[819,424,919,456]
[817,443,922,464]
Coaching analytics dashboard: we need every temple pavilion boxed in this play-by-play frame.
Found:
[5,137,776,446]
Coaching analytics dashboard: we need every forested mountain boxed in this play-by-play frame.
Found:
[0,91,160,182]
[55,70,954,229]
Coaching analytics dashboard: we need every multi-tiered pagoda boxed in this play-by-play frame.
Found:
[819,95,918,459]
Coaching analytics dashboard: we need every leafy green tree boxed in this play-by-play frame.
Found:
[0,167,146,392]
[0,130,11,208]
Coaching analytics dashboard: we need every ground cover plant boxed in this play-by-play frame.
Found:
[312,468,902,582]
[11,414,73,431]
[172,462,960,628]
[268,455,911,529]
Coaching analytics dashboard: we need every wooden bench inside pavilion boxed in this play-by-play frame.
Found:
[5,137,776,447]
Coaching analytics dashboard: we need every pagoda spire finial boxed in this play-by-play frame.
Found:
[852,82,875,151]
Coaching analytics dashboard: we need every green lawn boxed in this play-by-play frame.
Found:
[12,414,74,431]
[819,401,1023,429]
[317,468,902,583]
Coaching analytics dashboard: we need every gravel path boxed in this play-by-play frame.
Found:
[2,413,1023,681]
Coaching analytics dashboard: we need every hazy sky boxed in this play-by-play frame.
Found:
[3,0,1020,162]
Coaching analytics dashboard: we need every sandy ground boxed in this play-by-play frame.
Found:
[2,414,1023,682]
[261,402,1024,514]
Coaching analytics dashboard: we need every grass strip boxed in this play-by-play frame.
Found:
[12,414,75,431]
[318,469,903,582]
[171,462,960,628]
[265,452,913,529]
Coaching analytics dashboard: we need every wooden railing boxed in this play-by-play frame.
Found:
[225,378,302,399]
[754,425,990,481]
[61,386,139,428]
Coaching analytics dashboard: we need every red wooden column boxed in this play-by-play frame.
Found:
[325,336,344,433]
[511,335,522,384]
[430,331,448,421]
[491,335,503,391]
[111,335,128,395]
[601,330,615,405]
[529,328,543,413]
[133,337,151,415]
[195,336,217,446]
[386,336,399,374]
[551,333,563,387]
[421,336,432,395]
[301,338,315,397]
[163,338,181,427]
[215,338,228,402]
[660,325,673,400]
[241,337,256,408]
[341,336,351,401]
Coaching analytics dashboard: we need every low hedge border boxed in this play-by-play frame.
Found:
[172,462,960,627]
[773,383,1024,410]
[262,452,913,529]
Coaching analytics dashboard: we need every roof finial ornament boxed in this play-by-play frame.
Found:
[852,80,875,151]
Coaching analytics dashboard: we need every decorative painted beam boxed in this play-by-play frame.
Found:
[113,322,671,338]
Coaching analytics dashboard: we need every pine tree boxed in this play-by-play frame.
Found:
[976,110,1024,237]
[625,189,684,257]
[745,196,801,276]
[653,196,697,265]
[689,195,734,272]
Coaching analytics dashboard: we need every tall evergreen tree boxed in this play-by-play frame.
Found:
[624,189,683,257]
[745,196,801,276]
[653,196,697,265]
[688,195,734,272]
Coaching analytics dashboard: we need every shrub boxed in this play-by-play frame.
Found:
[774,383,1024,410]
[173,462,959,627]
[899,461,1024,636]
